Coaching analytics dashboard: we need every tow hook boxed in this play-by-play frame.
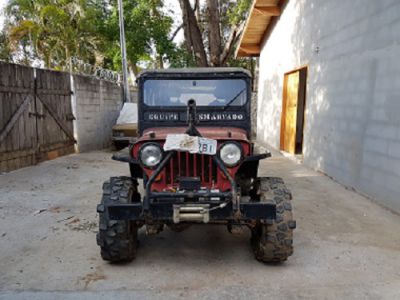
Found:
[146,223,164,235]
[228,223,245,235]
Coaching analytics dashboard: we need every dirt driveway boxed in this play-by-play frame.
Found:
[0,150,399,299]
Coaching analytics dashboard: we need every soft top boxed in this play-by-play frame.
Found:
[138,67,252,79]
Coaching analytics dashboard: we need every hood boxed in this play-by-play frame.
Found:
[140,127,248,142]
[113,123,138,131]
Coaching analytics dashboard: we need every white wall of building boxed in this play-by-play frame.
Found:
[257,0,400,211]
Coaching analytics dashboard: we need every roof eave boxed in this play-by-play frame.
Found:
[235,0,288,58]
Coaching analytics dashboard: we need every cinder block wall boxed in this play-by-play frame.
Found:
[257,0,400,211]
[73,75,123,152]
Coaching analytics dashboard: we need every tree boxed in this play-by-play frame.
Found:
[178,0,208,67]
[4,0,101,69]
[3,0,177,73]
[178,0,252,67]
[2,0,253,73]
[0,32,12,62]
[95,0,176,74]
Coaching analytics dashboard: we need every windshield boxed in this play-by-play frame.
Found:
[143,79,247,107]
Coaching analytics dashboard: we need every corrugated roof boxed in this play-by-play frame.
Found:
[236,0,287,57]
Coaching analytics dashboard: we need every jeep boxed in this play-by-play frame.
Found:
[96,68,296,263]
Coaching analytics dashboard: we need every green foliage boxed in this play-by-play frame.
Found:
[3,0,176,71]
[93,0,176,72]
[2,0,253,72]
[4,0,101,69]
[224,0,254,72]
[226,0,252,25]
[0,32,13,62]
[167,43,197,68]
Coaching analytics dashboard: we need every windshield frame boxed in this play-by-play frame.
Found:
[137,71,252,137]
[140,76,250,109]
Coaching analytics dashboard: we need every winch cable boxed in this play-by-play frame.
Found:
[200,200,231,214]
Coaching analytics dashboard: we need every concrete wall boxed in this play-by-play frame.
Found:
[257,0,400,211]
[73,75,123,152]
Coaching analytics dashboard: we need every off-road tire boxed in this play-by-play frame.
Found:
[97,176,139,262]
[251,177,296,263]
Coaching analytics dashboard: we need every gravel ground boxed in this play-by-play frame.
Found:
[0,150,399,300]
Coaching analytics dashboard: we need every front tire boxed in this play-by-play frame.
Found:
[251,177,296,263]
[96,176,139,262]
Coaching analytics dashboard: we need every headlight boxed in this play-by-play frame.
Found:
[219,143,242,167]
[139,144,162,167]
[113,131,124,137]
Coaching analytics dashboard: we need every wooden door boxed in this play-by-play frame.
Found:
[281,71,300,154]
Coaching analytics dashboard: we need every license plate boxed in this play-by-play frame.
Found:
[197,137,217,155]
[164,134,217,155]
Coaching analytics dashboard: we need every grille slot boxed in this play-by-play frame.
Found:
[165,152,217,186]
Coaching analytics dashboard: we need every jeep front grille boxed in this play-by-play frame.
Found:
[165,152,218,186]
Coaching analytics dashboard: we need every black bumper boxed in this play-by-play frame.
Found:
[98,201,276,222]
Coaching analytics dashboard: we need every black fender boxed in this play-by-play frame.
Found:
[112,148,143,179]
[236,151,271,193]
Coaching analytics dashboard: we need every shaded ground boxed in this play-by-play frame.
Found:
[0,150,399,299]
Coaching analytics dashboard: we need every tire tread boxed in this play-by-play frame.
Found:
[251,177,296,263]
[97,177,139,262]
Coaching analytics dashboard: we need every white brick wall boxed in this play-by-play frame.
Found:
[257,0,400,211]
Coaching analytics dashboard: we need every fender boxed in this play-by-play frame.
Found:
[243,152,271,162]
[112,147,143,178]
[237,151,271,181]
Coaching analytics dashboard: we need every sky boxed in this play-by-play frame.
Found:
[164,0,184,43]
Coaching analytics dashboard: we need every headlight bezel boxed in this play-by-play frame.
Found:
[218,142,243,168]
[138,142,163,168]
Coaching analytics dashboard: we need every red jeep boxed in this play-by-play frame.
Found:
[96,68,296,263]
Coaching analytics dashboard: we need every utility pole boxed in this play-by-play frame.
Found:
[118,0,130,103]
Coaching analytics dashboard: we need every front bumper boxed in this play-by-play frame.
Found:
[98,199,276,222]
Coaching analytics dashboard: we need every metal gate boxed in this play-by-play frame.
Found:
[0,62,75,172]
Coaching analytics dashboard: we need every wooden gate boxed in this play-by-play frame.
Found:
[0,62,75,172]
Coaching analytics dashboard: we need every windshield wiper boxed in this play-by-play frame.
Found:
[222,88,246,110]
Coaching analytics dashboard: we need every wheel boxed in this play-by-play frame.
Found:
[251,177,296,263]
[96,176,140,262]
